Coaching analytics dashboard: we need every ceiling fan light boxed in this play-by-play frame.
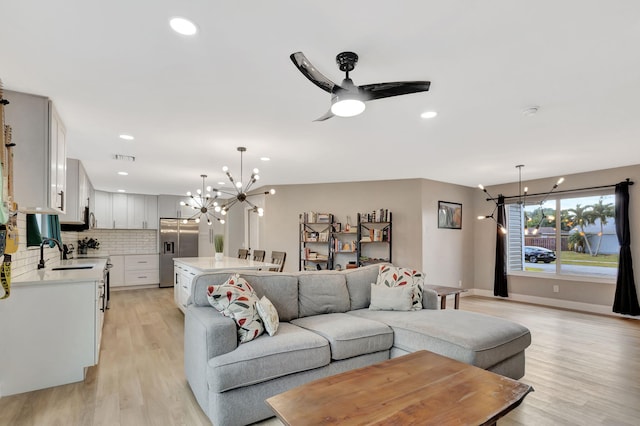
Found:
[331,98,365,117]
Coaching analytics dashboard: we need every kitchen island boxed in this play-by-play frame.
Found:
[173,256,278,312]
[0,259,107,396]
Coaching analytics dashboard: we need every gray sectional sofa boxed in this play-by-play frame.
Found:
[184,264,531,426]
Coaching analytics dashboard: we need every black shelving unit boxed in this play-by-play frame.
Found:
[299,213,334,271]
[330,225,358,270]
[357,211,392,267]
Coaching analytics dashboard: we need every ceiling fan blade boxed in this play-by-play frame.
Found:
[359,81,431,101]
[313,109,335,122]
[290,52,338,94]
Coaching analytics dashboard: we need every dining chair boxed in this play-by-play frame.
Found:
[252,249,265,262]
[237,249,249,259]
[269,251,286,272]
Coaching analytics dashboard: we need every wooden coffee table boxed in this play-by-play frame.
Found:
[266,350,532,425]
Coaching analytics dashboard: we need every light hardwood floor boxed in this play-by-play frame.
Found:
[1,288,638,426]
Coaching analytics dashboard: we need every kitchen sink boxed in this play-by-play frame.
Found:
[52,265,94,271]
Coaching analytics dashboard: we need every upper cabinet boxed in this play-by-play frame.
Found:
[158,194,194,219]
[59,158,92,224]
[5,90,67,213]
[94,190,158,229]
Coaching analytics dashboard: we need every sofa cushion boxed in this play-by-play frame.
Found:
[376,265,424,311]
[369,283,413,311]
[345,264,384,310]
[206,275,264,343]
[256,296,279,336]
[347,309,531,369]
[298,272,350,317]
[207,322,330,392]
[291,313,393,360]
[192,271,299,321]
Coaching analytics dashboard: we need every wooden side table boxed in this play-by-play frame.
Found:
[424,284,468,309]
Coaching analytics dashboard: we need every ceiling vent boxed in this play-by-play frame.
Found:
[114,154,136,162]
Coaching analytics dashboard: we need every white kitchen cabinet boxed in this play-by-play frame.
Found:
[0,279,104,396]
[94,190,113,229]
[94,191,158,229]
[127,194,158,229]
[144,195,158,229]
[158,194,194,218]
[109,255,125,287]
[174,262,198,313]
[124,254,159,286]
[59,158,92,224]
[199,222,216,257]
[6,90,67,213]
[112,193,128,228]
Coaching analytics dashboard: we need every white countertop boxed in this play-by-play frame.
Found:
[13,258,108,286]
[174,256,278,272]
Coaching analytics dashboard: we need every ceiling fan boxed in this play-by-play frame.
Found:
[290,51,431,121]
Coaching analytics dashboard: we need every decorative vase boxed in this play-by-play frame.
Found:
[215,252,224,261]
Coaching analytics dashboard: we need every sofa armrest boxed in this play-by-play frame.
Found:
[184,305,237,412]
[422,288,439,310]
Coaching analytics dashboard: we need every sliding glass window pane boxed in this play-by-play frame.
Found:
[560,195,617,278]
[523,200,557,272]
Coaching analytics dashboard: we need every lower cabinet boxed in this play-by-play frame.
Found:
[0,279,104,396]
[174,262,198,313]
[125,254,160,285]
[111,254,159,288]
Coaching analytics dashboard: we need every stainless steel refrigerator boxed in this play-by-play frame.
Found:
[159,218,199,288]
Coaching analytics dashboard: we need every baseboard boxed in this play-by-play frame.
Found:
[466,289,640,320]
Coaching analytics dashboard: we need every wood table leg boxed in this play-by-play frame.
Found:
[454,293,461,309]
[440,295,447,309]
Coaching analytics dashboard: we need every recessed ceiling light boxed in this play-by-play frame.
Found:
[260,157,271,161]
[169,17,198,36]
[420,111,438,119]
[117,189,126,193]
[119,134,134,140]
[117,171,129,176]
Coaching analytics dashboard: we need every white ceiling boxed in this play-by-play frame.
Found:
[2,1,640,196]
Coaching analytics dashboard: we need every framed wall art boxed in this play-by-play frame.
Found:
[438,201,462,229]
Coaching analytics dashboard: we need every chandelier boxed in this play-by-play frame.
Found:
[180,174,225,225]
[478,165,565,235]
[214,146,275,217]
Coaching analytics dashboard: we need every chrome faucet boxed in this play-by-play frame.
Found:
[38,237,63,269]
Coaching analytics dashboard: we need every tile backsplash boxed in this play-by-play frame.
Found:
[70,229,157,255]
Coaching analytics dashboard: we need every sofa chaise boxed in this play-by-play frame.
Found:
[184,264,531,426]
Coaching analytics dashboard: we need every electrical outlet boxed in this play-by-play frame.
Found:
[553,285,559,293]
[458,280,462,287]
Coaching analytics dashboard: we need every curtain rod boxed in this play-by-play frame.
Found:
[486,179,634,202]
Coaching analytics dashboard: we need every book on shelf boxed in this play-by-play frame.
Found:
[316,213,331,223]
[360,209,390,222]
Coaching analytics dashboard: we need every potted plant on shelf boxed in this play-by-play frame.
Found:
[214,234,224,261]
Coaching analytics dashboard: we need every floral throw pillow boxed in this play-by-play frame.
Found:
[376,265,424,311]
[207,274,264,343]
[256,296,279,336]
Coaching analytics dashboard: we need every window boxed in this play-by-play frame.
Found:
[507,193,618,279]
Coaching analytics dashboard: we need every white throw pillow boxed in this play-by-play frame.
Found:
[369,283,413,311]
[256,296,279,336]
